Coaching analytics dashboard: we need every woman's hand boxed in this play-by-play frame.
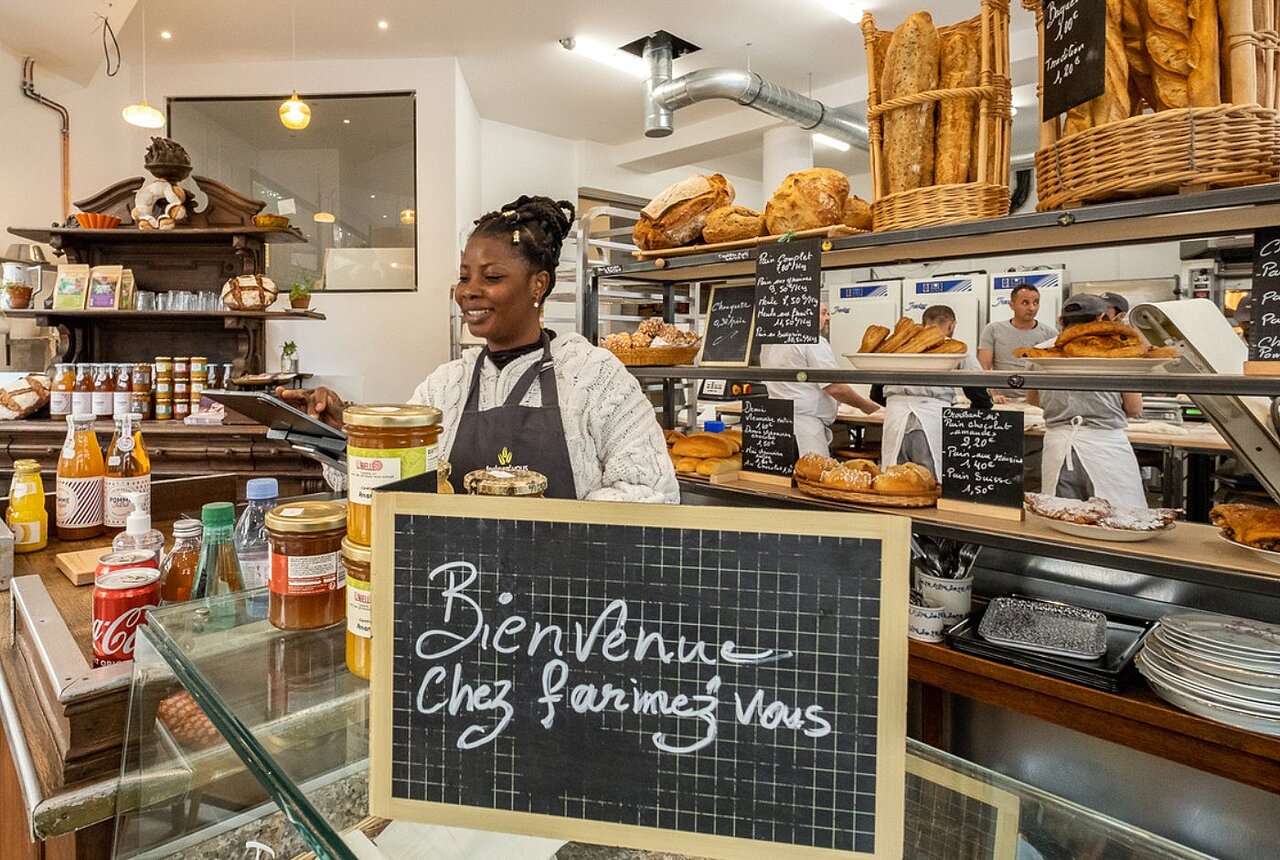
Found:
[276,386,345,429]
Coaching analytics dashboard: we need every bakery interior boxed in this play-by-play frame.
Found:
[2,0,1280,858]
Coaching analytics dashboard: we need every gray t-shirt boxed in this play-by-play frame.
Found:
[885,352,982,402]
[1040,389,1127,430]
[978,319,1057,398]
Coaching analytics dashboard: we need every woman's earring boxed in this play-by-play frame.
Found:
[533,300,541,308]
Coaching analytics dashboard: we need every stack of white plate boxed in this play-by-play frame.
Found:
[1136,611,1280,736]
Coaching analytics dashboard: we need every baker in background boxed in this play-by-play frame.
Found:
[1028,294,1145,506]
[977,283,1057,402]
[1100,291,1130,323]
[759,302,880,457]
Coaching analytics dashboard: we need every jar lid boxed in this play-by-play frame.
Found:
[342,536,372,564]
[343,403,442,429]
[12,458,39,472]
[463,468,548,496]
[155,356,172,361]
[172,518,202,538]
[266,500,347,533]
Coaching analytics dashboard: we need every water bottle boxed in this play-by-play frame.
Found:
[235,478,278,591]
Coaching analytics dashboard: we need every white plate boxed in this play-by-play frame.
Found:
[1138,656,1280,733]
[1022,356,1177,373]
[1141,642,1280,705]
[1153,627,1280,671]
[1146,633,1280,688]
[1137,653,1280,715]
[843,353,965,372]
[1217,532,1280,566]
[1161,610,1280,658]
[1029,510,1174,542]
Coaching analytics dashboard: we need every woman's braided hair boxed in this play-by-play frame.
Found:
[472,195,576,301]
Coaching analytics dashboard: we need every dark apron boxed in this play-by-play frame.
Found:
[447,333,578,499]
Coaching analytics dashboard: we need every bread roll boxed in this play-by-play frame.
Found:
[697,457,740,476]
[702,205,765,244]
[764,168,850,234]
[1091,0,1132,126]
[873,462,936,494]
[1188,0,1221,106]
[795,453,840,483]
[843,458,881,476]
[821,466,874,491]
[881,12,940,194]
[860,324,890,353]
[842,194,873,231]
[671,433,737,459]
[937,25,980,185]
[633,174,735,250]
[675,457,702,474]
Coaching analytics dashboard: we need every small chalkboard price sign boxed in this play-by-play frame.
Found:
[1246,226,1280,375]
[753,238,822,346]
[938,408,1025,521]
[369,493,909,859]
[1041,0,1106,121]
[698,283,757,366]
[741,397,796,486]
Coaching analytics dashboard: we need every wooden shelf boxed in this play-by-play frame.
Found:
[7,225,307,244]
[5,309,325,321]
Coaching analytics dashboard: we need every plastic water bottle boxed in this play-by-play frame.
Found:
[235,478,278,591]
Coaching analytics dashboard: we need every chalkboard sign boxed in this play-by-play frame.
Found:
[938,408,1024,520]
[698,283,756,366]
[1042,0,1106,120]
[742,397,797,479]
[1250,226,1280,362]
[753,238,822,346]
[369,494,909,859]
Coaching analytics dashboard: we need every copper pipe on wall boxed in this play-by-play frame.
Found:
[21,57,71,220]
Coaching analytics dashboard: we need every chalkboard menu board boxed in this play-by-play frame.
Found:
[939,408,1024,519]
[698,283,756,366]
[753,238,822,346]
[1042,0,1106,120]
[369,494,909,859]
[742,397,797,478]
[1250,226,1280,362]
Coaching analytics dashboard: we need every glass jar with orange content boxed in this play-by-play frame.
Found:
[343,404,441,545]
[342,537,373,679]
[463,468,548,497]
[266,500,346,630]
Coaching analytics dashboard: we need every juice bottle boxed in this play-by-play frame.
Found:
[104,412,150,531]
[55,413,105,540]
[112,364,133,418]
[6,459,48,553]
[50,363,74,420]
[160,519,202,603]
[92,363,115,419]
[71,364,94,417]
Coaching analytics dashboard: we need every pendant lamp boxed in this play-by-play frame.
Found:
[279,1,310,130]
[122,1,166,128]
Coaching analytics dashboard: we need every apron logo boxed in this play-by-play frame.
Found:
[498,446,513,466]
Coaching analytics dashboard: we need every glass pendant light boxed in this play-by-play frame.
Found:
[279,2,310,130]
[122,1,166,129]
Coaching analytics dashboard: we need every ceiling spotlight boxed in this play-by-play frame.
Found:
[559,36,648,78]
[313,212,335,223]
[399,208,415,225]
[343,118,351,124]
[123,101,165,128]
[279,92,311,130]
[160,31,172,40]
[369,194,376,199]
[812,132,852,152]
[382,214,388,219]
[377,20,389,30]
[816,1,864,24]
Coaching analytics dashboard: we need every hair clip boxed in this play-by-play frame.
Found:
[512,228,521,245]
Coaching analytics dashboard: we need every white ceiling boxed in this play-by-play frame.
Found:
[1,0,1048,180]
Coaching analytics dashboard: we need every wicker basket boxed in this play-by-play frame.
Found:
[861,4,1012,232]
[607,345,700,367]
[795,478,941,508]
[1025,0,1280,210]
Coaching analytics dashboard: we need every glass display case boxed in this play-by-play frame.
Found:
[115,589,1213,860]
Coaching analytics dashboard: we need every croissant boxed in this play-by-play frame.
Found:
[1210,504,1280,551]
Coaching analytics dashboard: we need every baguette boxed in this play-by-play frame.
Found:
[936,25,979,185]
[860,324,891,353]
[1063,103,1093,135]
[1188,0,1221,106]
[1091,0,1132,126]
[672,433,736,459]
[877,317,923,353]
[894,326,947,354]
[881,12,940,194]
[1142,0,1192,109]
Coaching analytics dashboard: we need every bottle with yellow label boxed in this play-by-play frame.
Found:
[7,459,48,553]
[343,404,442,545]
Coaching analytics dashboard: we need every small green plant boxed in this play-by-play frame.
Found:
[282,340,297,357]
[289,281,312,301]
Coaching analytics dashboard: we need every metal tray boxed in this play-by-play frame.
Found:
[978,596,1108,658]
[948,601,1154,692]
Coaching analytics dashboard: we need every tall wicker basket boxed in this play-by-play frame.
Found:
[861,2,1012,232]
[1026,0,1280,210]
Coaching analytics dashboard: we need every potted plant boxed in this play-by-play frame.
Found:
[280,341,299,375]
[289,274,314,310]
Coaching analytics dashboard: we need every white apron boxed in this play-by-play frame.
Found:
[882,395,946,477]
[1042,418,1146,507]
[793,414,833,457]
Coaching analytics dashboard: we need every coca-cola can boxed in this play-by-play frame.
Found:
[96,549,158,581]
[93,568,162,667]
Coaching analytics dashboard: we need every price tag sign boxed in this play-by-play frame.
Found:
[753,239,822,346]
[1249,226,1280,364]
[741,397,797,481]
[1042,0,1106,120]
[698,284,756,366]
[938,408,1025,520]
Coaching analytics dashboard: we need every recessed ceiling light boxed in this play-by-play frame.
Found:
[377,20,389,30]
[343,118,350,124]
[560,36,648,78]
[1010,105,1019,116]
[813,132,851,152]
[382,214,388,218]
[160,31,172,40]
[816,1,863,24]
[369,194,376,199]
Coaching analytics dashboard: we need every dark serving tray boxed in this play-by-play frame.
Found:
[946,599,1155,693]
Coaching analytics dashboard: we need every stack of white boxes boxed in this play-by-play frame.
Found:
[903,273,989,348]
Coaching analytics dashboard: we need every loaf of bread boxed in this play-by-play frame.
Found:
[860,324,891,353]
[221,274,278,310]
[1091,0,1132,126]
[675,457,702,474]
[873,462,937,494]
[881,12,940,194]
[720,429,743,452]
[843,194,873,230]
[697,456,741,476]
[0,373,50,420]
[702,205,765,244]
[1187,0,1220,106]
[1142,0,1192,109]
[937,25,979,184]
[633,174,735,251]
[763,168,850,234]
[795,453,840,483]
[671,433,737,459]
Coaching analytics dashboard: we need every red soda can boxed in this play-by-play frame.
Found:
[96,549,158,581]
[93,568,162,666]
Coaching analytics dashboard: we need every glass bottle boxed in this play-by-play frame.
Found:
[160,519,202,603]
[234,478,277,590]
[6,459,48,553]
[50,363,74,420]
[55,413,105,540]
[191,502,245,599]
[112,364,133,417]
[104,412,150,531]
[111,492,165,556]
[71,364,94,417]
[91,363,115,419]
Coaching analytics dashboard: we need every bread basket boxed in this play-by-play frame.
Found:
[606,345,700,367]
[861,4,1013,232]
[1025,0,1280,210]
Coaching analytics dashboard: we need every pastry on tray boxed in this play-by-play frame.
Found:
[1024,493,1179,531]
[1210,503,1280,551]
[872,462,936,494]
[858,317,967,355]
[1014,320,1181,360]
[819,465,874,491]
[795,453,840,483]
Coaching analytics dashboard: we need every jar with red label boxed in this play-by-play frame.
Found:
[266,500,346,630]
[96,548,158,580]
[93,567,161,666]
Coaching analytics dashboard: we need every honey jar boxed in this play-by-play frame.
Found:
[266,500,346,631]
[343,537,372,679]
[343,404,442,546]
[463,468,548,497]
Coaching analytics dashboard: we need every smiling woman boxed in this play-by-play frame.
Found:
[281,194,679,503]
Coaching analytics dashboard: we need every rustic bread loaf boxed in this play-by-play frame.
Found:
[842,194,873,230]
[1188,0,1221,106]
[0,373,51,420]
[881,12,940,194]
[936,24,980,184]
[1091,0,1132,126]
[632,174,735,251]
[764,168,850,234]
[1142,0,1192,109]
[701,205,766,244]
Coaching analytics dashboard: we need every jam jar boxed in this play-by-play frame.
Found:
[266,500,346,630]
[463,468,548,497]
[343,404,442,545]
[343,537,373,679]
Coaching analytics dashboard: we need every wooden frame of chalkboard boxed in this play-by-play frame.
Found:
[1244,226,1280,376]
[697,283,757,367]
[369,493,909,859]
[904,753,1020,859]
